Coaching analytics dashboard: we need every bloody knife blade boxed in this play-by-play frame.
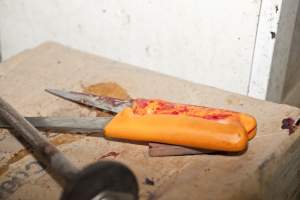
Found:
[45,89,132,113]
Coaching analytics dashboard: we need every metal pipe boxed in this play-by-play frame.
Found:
[0,97,79,184]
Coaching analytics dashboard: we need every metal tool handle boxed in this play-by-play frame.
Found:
[0,97,79,184]
[0,97,139,200]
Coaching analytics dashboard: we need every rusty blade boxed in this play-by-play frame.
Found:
[45,89,132,113]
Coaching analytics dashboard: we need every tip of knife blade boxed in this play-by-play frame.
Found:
[45,88,97,103]
[45,89,69,98]
[45,88,60,93]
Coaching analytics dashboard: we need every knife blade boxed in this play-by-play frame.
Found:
[46,89,132,113]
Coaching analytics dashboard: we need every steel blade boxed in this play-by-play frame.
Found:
[0,116,112,134]
[45,89,132,113]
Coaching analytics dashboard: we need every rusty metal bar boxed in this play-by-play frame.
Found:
[0,97,79,184]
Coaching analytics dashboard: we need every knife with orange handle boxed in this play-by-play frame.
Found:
[47,89,257,151]
[0,89,257,154]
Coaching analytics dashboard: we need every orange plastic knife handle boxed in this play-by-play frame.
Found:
[132,99,257,140]
[104,108,248,152]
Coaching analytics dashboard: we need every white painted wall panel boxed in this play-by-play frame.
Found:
[266,0,300,102]
[248,0,282,99]
[0,0,261,95]
[248,0,300,101]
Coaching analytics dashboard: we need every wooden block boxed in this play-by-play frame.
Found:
[0,42,299,200]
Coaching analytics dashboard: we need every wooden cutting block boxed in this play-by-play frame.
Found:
[0,42,299,200]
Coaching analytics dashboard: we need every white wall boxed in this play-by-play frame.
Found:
[1,0,299,103]
[266,0,300,102]
[0,0,261,95]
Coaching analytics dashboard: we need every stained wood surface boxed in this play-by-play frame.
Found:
[0,42,300,200]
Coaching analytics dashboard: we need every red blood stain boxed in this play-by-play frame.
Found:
[135,99,149,109]
[177,106,189,113]
[203,114,231,120]
[171,111,179,115]
[281,117,298,135]
[157,101,176,110]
